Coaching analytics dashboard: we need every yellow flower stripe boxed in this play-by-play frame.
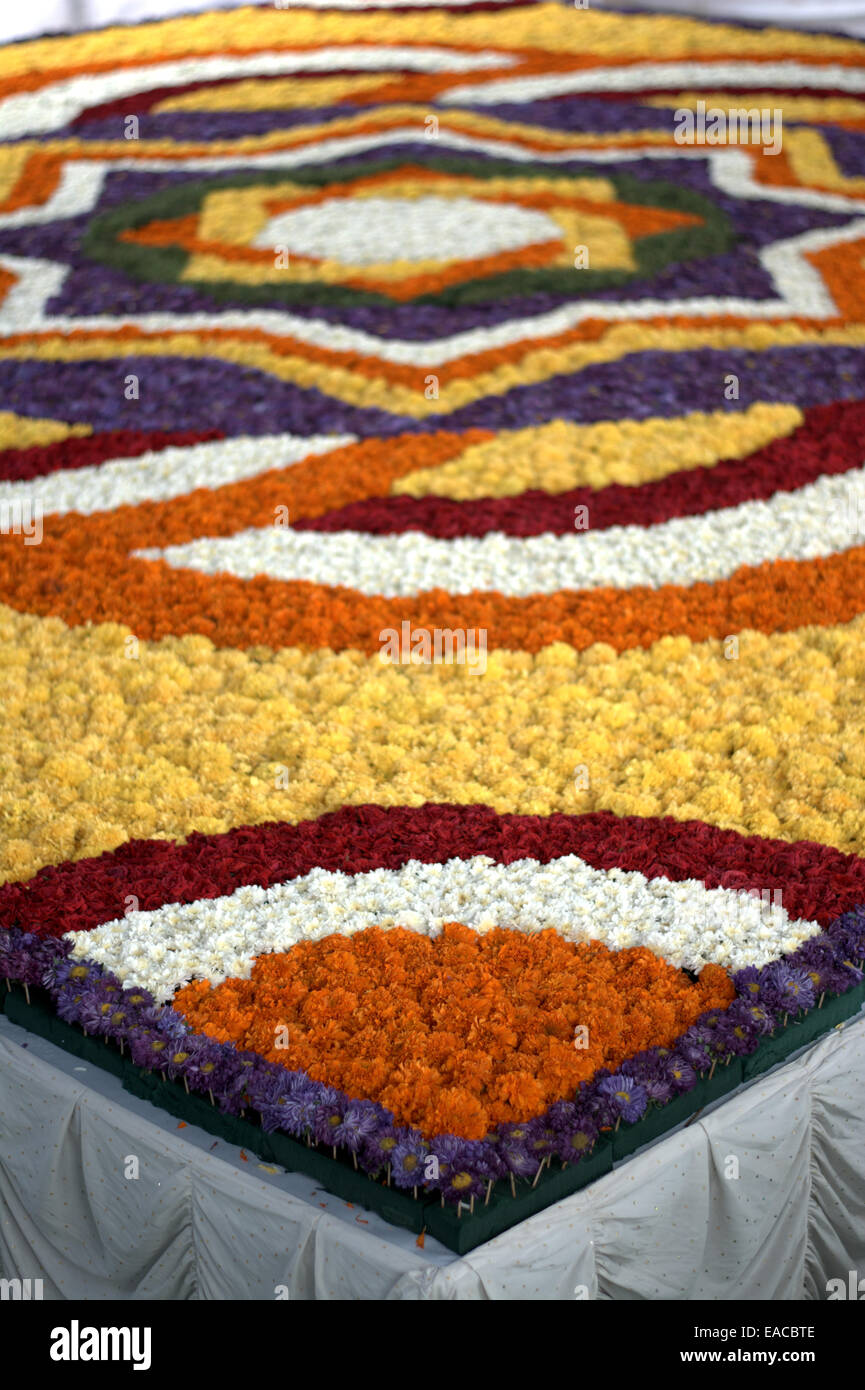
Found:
[155,74,393,112]
[4,125,679,165]
[783,128,865,196]
[645,93,865,124]
[393,403,802,498]
[0,412,90,449]
[3,325,864,419]
[3,602,865,884]
[2,4,861,83]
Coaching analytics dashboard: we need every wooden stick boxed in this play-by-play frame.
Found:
[23,982,30,1005]
[532,1161,544,1188]
[485,1179,493,1206]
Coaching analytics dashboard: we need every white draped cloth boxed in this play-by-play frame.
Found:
[1,1009,863,1299]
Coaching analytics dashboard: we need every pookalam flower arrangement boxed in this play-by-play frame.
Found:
[2,0,865,1252]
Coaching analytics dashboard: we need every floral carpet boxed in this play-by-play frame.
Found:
[1,1,865,1224]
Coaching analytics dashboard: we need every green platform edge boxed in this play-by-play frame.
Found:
[2,981,863,1256]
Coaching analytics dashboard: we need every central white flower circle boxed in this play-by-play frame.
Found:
[252,194,562,265]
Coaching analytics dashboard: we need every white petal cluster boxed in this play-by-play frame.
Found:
[67,855,821,1003]
[0,434,354,518]
[138,466,865,596]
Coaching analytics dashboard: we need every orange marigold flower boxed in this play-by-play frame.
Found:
[172,924,734,1139]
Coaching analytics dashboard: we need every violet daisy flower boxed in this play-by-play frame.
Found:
[189,1043,235,1094]
[714,1006,759,1056]
[826,910,865,963]
[362,1124,402,1171]
[165,1036,214,1083]
[762,962,816,1014]
[128,1030,171,1071]
[664,1055,697,1094]
[643,1077,674,1104]
[677,1028,713,1071]
[526,1120,558,1158]
[332,1102,383,1154]
[441,1168,486,1205]
[741,1003,775,1036]
[390,1137,429,1189]
[733,965,765,1000]
[313,1098,349,1147]
[276,1092,321,1139]
[500,1139,540,1179]
[77,995,114,1035]
[553,1113,600,1164]
[597,1073,648,1124]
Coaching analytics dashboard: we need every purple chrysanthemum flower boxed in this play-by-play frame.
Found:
[54,986,87,1026]
[389,1136,428,1189]
[825,910,865,964]
[312,1097,348,1146]
[275,1093,320,1138]
[244,1064,293,1110]
[332,1102,383,1153]
[793,937,859,996]
[714,1006,760,1056]
[681,1028,717,1067]
[426,1134,500,1186]
[440,1166,487,1205]
[553,1112,600,1164]
[188,1043,235,1094]
[733,965,765,1000]
[643,1077,674,1104]
[628,1049,674,1102]
[544,1099,579,1134]
[597,1073,648,1123]
[122,986,156,1013]
[165,1035,213,1082]
[762,962,816,1014]
[76,994,115,1035]
[627,1048,669,1079]
[128,1029,170,1071]
[362,1123,401,1170]
[159,1009,190,1042]
[526,1119,558,1157]
[496,1122,537,1178]
[664,1054,697,1093]
[39,938,72,990]
[741,1002,775,1036]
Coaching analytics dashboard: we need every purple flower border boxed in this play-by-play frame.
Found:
[2,914,864,1206]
